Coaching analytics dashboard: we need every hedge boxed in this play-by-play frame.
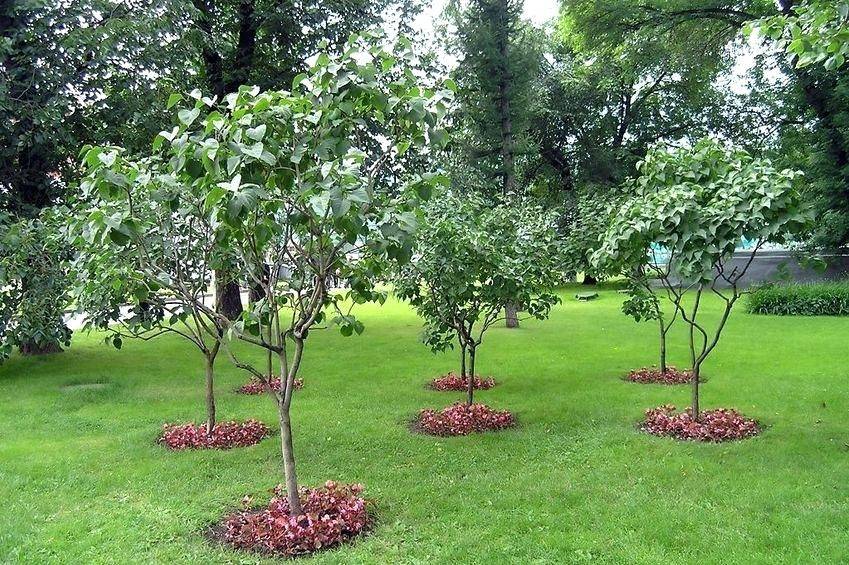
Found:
[747,282,849,316]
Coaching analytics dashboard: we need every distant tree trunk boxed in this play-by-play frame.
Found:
[466,346,477,405]
[248,264,269,304]
[215,275,243,321]
[583,274,598,285]
[504,302,519,328]
[495,0,515,197]
[204,345,219,436]
[658,318,667,374]
[19,340,62,356]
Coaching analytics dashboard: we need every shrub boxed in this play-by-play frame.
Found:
[416,403,515,436]
[747,282,849,316]
[627,366,693,385]
[237,377,303,395]
[641,405,760,442]
[158,420,270,450]
[429,373,496,391]
[221,481,369,556]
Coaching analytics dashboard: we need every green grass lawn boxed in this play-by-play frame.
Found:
[2,286,849,563]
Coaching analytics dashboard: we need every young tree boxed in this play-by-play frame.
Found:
[396,193,562,405]
[593,139,809,419]
[85,34,451,515]
[72,142,234,436]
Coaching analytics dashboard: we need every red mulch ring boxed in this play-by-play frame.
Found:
[236,377,304,395]
[414,402,515,436]
[640,405,761,442]
[627,366,694,384]
[214,481,370,557]
[429,372,497,391]
[158,420,271,450]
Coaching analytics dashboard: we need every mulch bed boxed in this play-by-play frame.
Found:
[626,366,695,385]
[236,377,304,395]
[209,481,370,557]
[640,405,761,442]
[158,420,271,450]
[428,372,497,391]
[412,402,515,436]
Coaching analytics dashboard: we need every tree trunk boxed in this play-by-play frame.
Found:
[459,343,467,379]
[215,274,243,321]
[204,350,217,436]
[658,318,667,374]
[466,346,477,405]
[277,400,303,515]
[495,0,515,197]
[18,340,62,356]
[691,361,701,422]
[504,302,519,328]
[583,274,598,285]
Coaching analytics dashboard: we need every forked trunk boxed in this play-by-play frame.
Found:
[277,399,303,515]
[466,347,477,405]
[504,302,519,328]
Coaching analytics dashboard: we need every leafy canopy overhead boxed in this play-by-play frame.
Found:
[747,1,849,71]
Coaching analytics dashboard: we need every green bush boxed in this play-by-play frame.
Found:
[747,282,849,316]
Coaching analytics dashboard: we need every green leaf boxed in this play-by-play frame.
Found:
[178,108,200,126]
[166,93,183,110]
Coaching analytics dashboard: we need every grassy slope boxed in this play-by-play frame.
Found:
[2,287,849,564]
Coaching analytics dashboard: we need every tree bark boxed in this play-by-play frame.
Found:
[691,361,701,422]
[496,0,515,197]
[504,302,519,328]
[277,400,303,515]
[466,346,477,405]
[459,343,467,379]
[215,276,243,321]
[204,345,219,436]
[658,318,667,374]
[18,340,62,356]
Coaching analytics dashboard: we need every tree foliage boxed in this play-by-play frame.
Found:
[0,213,71,362]
[593,138,809,418]
[80,33,451,515]
[747,0,849,71]
[395,193,562,404]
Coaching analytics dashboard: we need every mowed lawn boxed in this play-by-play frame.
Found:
[2,286,849,564]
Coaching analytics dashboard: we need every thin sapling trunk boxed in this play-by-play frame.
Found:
[467,345,477,405]
[204,341,221,436]
[460,343,467,379]
[277,338,304,516]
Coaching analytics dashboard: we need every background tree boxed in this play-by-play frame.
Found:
[598,0,849,253]
[445,0,545,325]
[396,193,562,405]
[594,139,809,419]
[0,212,71,361]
